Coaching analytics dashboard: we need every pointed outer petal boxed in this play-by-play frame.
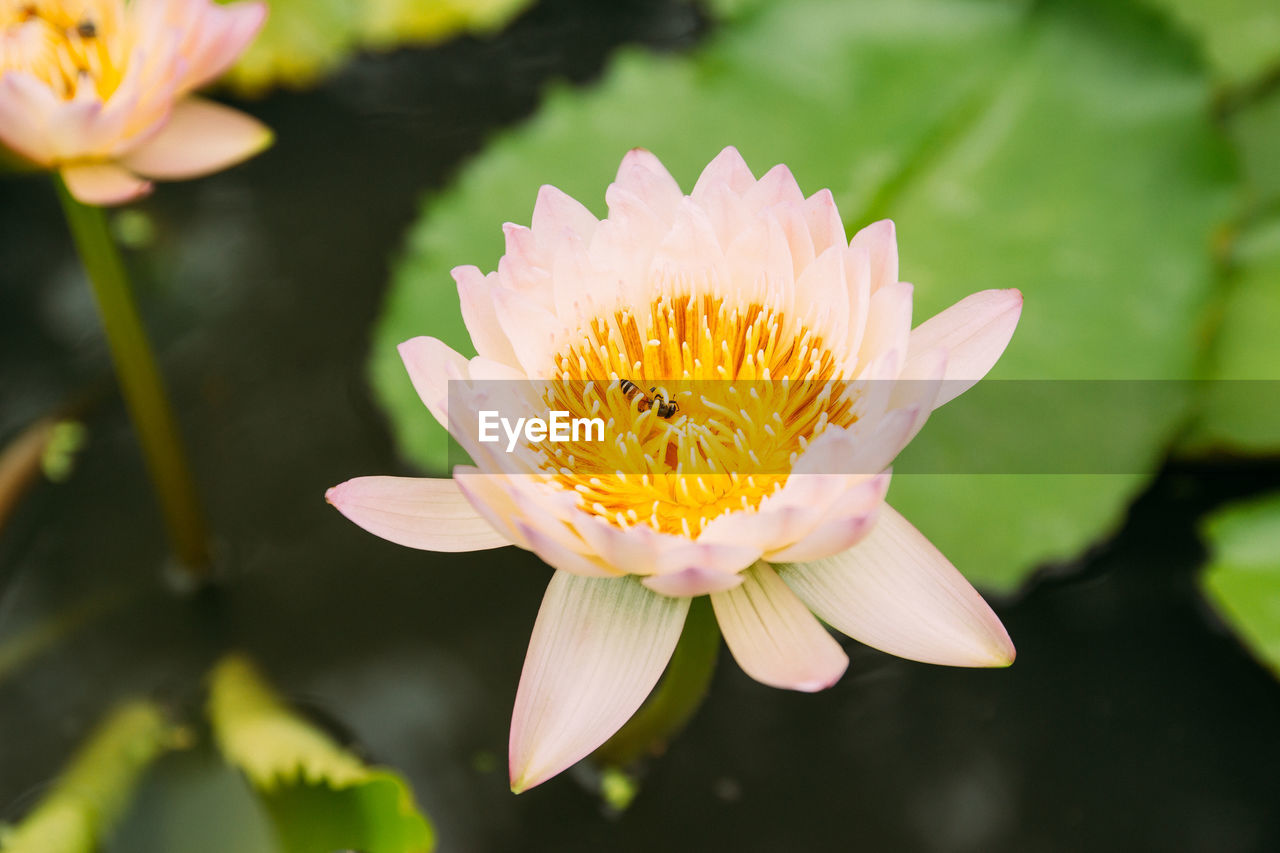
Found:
[498,223,556,303]
[612,148,683,224]
[794,245,850,354]
[804,189,847,256]
[740,163,806,218]
[531,184,598,246]
[59,162,152,206]
[841,246,873,366]
[491,285,566,377]
[515,519,622,578]
[725,212,796,310]
[643,567,745,597]
[398,336,469,429]
[849,219,899,294]
[777,505,1016,667]
[648,199,728,296]
[691,146,757,201]
[454,265,521,368]
[762,474,890,563]
[119,98,271,179]
[857,281,914,369]
[711,562,848,692]
[906,289,1024,409]
[509,572,690,793]
[0,73,56,164]
[324,475,509,551]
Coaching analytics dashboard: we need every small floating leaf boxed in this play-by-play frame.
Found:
[207,654,434,853]
[0,702,175,853]
[1200,492,1280,677]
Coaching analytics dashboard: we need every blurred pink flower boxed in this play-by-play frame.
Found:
[328,147,1023,792]
[0,0,270,205]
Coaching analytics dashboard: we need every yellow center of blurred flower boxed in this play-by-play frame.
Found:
[0,0,124,99]
[541,294,856,536]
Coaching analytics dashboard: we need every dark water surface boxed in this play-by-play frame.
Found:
[2,2,1279,851]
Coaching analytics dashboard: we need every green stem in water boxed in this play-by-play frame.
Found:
[55,178,211,581]
[595,595,720,768]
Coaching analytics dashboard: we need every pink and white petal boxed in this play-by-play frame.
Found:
[612,148,683,224]
[841,245,873,366]
[710,562,848,691]
[725,212,796,309]
[804,189,847,256]
[771,201,816,279]
[325,475,509,551]
[740,163,805,216]
[691,145,756,201]
[849,219,899,293]
[454,265,521,368]
[452,469,531,548]
[857,280,914,368]
[0,74,56,164]
[649,199,729,297]
[643,566,745,597]
[776,505,1016,667]
[531,184,599,247]
[762,473,891,563]
[794,244,849,352]
[906,289,1023,408]
[173,0,268,92]
[398,336,469,429]
[510,572,689,792]
[59,162,152,206]
[491,285,567,377]
[516,519,623,579]
[120,98,271,179]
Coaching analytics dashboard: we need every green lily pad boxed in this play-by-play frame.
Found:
[1140,0,1280,87]
[1200,492,1280,677]
[218,0,532,96]
[207,654,434,853]
[1184,214,1280,453]
[372,0,1232,591]
[1229,89,1280,210]
[0,702,175,853]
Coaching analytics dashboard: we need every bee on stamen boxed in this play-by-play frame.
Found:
[75,20,96,38]
[616,379,679,419]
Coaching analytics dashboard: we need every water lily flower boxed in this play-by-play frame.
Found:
[0,0,270,205]
[328,147,1023,792]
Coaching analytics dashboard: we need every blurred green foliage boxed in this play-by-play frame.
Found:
[0,703,175,853]
[1140,0,1280,86]
[208,654,435,853]
[372,0,1234,591]
[1201,492,1280,677]
[217,0,532,96]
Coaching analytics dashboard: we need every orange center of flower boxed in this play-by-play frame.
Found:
[0,0,124,99]
[538,294,856,536]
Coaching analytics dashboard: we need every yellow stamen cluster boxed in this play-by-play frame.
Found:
[539,294,856,535]
[1,0,124,99]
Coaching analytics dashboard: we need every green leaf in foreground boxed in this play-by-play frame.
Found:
[1200,492,1280,677]
[1185,215,1280,453]
[0,702,175,853]
[218,0,532,96]
[373,0,1232,591]
[207,654,434,853]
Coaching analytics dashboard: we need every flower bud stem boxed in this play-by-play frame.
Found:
[55,178,212,584]
[595,594,720,767]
